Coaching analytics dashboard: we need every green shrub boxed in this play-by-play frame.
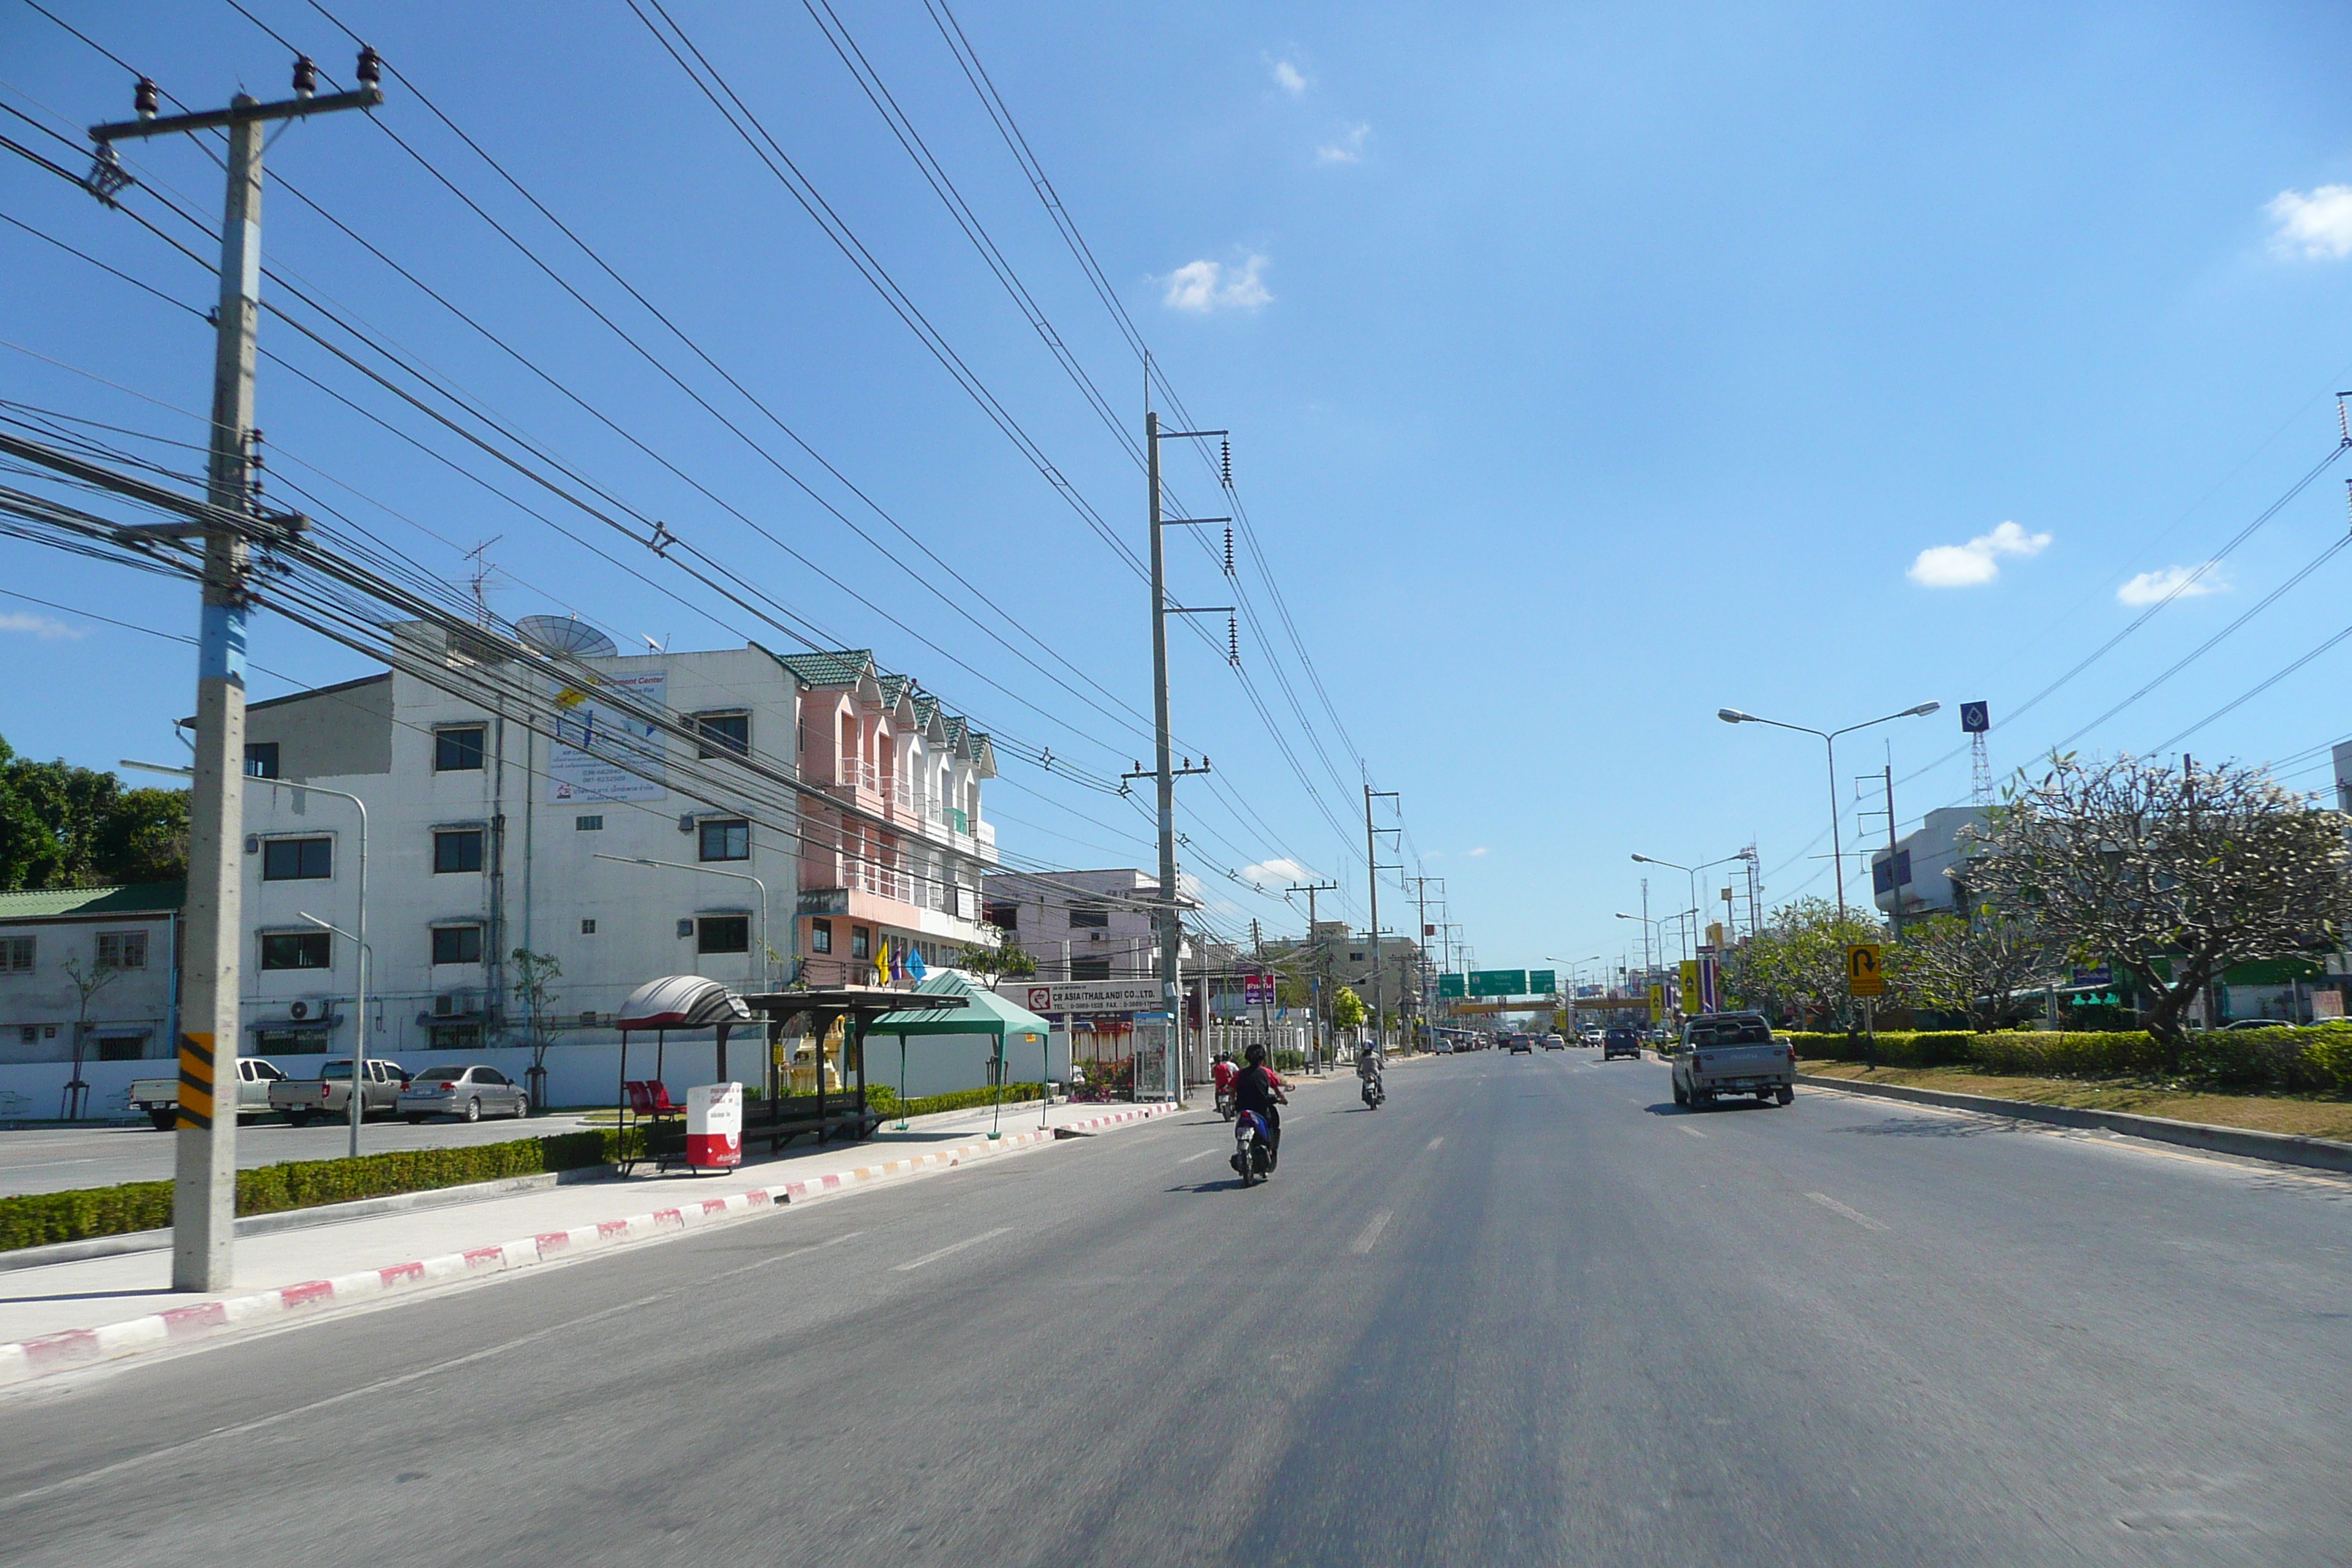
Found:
[2302,1031,2352,1096]
[0,1126,642,1253]
[864,1083,1047,1120]
[1967,1031,2166,1077]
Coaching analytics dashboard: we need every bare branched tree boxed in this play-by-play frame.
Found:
[1967,753,2352,1066]
[1890,911,2053,1031]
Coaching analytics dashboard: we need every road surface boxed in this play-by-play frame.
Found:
[4,1052,2348,1565]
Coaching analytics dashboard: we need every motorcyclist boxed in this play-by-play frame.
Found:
[1231,1042,1288,1169]
[1357,1040,1385,1103]
[1211,1051,1238,1097]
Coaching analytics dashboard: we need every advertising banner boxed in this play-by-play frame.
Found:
[1007,979,1164,1016]
[549,668,668,802]
[686,1081,743,1170]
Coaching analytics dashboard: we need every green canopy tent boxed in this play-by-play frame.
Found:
[868,970,1055,1137]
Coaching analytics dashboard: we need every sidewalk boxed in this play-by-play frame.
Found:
[0,1096,1181,1387]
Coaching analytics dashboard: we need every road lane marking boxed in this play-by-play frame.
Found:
[893,1225,1011,1272]
[1177,1149,1215,1164]
[1349,1210,1392,1255]
[1678,1127,1708,1139]
[1425,1137,1444,1150]
[1806,1193,1888,1232]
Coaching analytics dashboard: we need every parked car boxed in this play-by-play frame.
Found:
[1602,1028,1640,1061]
[1670,1012,1795,1109]
[129,1058,288,1131]
[268,1058,409,1126]
[399,1063,529,1122]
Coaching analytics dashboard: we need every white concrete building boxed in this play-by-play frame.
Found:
[0,884,180,1116]
[1870,806,1989,921]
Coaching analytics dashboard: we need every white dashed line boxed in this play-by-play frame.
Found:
[1177,1148,1215,1164]
[1806,1193,1888,1232]
[1678,1126,1708,1139]
[893,1226,1012,1272]
[1425,1137,1444,1151]
[1350,1210,1393,1255]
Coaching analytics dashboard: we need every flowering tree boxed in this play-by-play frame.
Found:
[1967,754,2352,1066]
[1888,911,2054,1031]
[1725,897,1888,1028]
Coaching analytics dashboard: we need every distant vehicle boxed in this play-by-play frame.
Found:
[1670,1013,1795,1109]
[129,1058,287,1131]
[399,1063,528,1123]
[2220,1018,2296,1031]
[269,1058,409,1126]
[1541,1033,1566,1050]
[1509,1035,1533,1055]
[1602,1028,1640,1061]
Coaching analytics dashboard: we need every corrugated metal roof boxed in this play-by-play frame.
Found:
[0,883,184,921]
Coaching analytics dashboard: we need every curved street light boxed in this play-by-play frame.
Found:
[1717,702,1940,919]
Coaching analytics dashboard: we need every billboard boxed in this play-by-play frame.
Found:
[549,669,668,802]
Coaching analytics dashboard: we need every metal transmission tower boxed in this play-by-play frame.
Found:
[1365,787,1402,1052]
[84,53,385,1293]
[1131,406,1229,1103]
[1961,701,1992,807]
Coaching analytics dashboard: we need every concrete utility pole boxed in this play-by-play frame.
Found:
[1365,786,1401,1052]
[88,54,384,1292]
[1880,765,1904,942]
[1133,405,1227,1103]
[1289,880,1337,1073]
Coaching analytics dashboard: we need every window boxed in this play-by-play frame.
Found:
[427,1023,482,1051]
[851,924,871,960]
[244,742,280,778]
[575,815,603,832]
[262,837,333,881]
[476,1067,510,1086]
[697,915,750,954]
[810,918,832,954]
[1068,902,1109,930]
[580,918,598,935]
[433,829,485,874]
[434,725,486,772]
[0,936,32,974]
[698,818,750,862]
[97,931,148,970]
[260,931,332,970]
[431,925,483,966]
[255,1028,329,1055]
[1350,952,1365,963]
[1071,957,1112,981]
[984,900,1019,931]
[97,1036,148,1062]
[695,710,750,760]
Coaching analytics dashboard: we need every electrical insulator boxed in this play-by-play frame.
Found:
[2339,393,2350,446]
[356,45,383,88]
[293,56,317,97]
[1228,614,1240,666]
[134,78,159,119]
[1221,437,1231,488]
[1224,526,1234,576]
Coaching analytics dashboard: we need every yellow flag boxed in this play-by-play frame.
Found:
[873,937,890,986]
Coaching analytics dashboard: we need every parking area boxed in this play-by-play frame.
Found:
[0,1112,603,1199]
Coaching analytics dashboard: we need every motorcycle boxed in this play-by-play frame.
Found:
[1232,1109,1274,1186]
[1360,1070,1385,1109]
[1215,1085,1237,1121]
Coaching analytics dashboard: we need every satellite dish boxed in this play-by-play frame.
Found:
[516,615,618,660]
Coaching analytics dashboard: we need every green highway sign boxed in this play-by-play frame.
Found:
[1469,968,1529,998]
[1527,970,1556,995]
[1439,973,1466,998]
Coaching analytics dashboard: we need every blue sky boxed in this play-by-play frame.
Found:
[9,1,2352,981]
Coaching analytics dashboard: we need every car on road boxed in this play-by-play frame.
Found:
[1602,1027,1640,1060]
[399,1063,529,1123]
[268,1058,410,1126]
[1541,1033,1565,1050]
[128,1058,288,1131]
[1509,1034,1534,1054]
[1670,1012,1795,1108]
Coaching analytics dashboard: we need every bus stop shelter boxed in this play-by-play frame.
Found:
[738,985,968,1153]
[868,970,1055,1135]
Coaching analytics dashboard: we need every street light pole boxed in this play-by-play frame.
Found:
[1717,703,1940,921]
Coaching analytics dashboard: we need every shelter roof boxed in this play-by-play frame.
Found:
[868,970,1051,1039]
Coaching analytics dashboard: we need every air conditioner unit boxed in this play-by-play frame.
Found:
[287,998,312,1021]
[434,990,478,1018]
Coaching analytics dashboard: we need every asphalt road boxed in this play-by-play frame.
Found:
[4,1052,2351,1567]
[0,1112,597,1197]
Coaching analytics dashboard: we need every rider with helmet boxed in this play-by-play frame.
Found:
[1230,1042,1288,1168]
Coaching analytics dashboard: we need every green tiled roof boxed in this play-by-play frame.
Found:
[769,648,874,687]
[912,694,941,729]
[0,883,184,921]
[876,673,911,708]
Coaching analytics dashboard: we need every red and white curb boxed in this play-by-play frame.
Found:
[0,1102,1179,1388]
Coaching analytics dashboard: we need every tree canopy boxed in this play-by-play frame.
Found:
[0,737,188,890]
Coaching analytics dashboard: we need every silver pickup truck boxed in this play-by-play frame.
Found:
[268,1059,410,1126]
[128,1058,289,1131]
[1670,1013,1795,1109]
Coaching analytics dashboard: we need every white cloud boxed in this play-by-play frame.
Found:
[1316,123,1370,164]
[1466,845,1490,858]
[1242,857,1308,884]
[2266,185,2352,260]
[1906,520,2052,588]
[2117,562,2228,606]
[1272,59,1308,96]
[1161,255,1273,314]
[0,611,81,639]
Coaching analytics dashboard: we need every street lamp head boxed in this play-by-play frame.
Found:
[1718,709,1751,723]
[1904,701,1941,718]
[1630,853,1652,864]
[1613,912,1640,921]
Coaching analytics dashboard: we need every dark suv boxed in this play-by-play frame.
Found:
[1602,1027,1641,1060]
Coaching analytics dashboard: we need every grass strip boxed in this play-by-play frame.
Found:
[1798,1058,2352,1142]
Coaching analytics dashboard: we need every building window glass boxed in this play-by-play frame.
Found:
[695,710,750,759]
[697,915,750,954]
[96,1036,148,1062]
[97,931,148,970]
[1072,957,1112,981]
[1068,902,1109,930]
[1,936,33,974]
[851,924,870,960]
[431,925,483,965]
[698,818,750,862]
[255,1028,329,1055]
[984,900,1018,931]
[433,829,486,874]
[428,1023,483,1052]
[810,918,832,954]
[262,837,333,881]
[434,725,486,772]
[244,742,279,778]
[580,918,598,935]
[575,815,603,832]
[260,931,332,970]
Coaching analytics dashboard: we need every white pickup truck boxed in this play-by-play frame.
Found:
[1670,1013,1796,1109]
[268,1059,410,1126]
[127,1058,290,1131]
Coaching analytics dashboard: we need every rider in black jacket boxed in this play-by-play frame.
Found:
[1231,1042,1288,1168]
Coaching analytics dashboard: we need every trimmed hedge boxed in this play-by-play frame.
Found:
[865,1083,1047,1120]
[0,1127,641,1254]
[1785,1025,2352,1096]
